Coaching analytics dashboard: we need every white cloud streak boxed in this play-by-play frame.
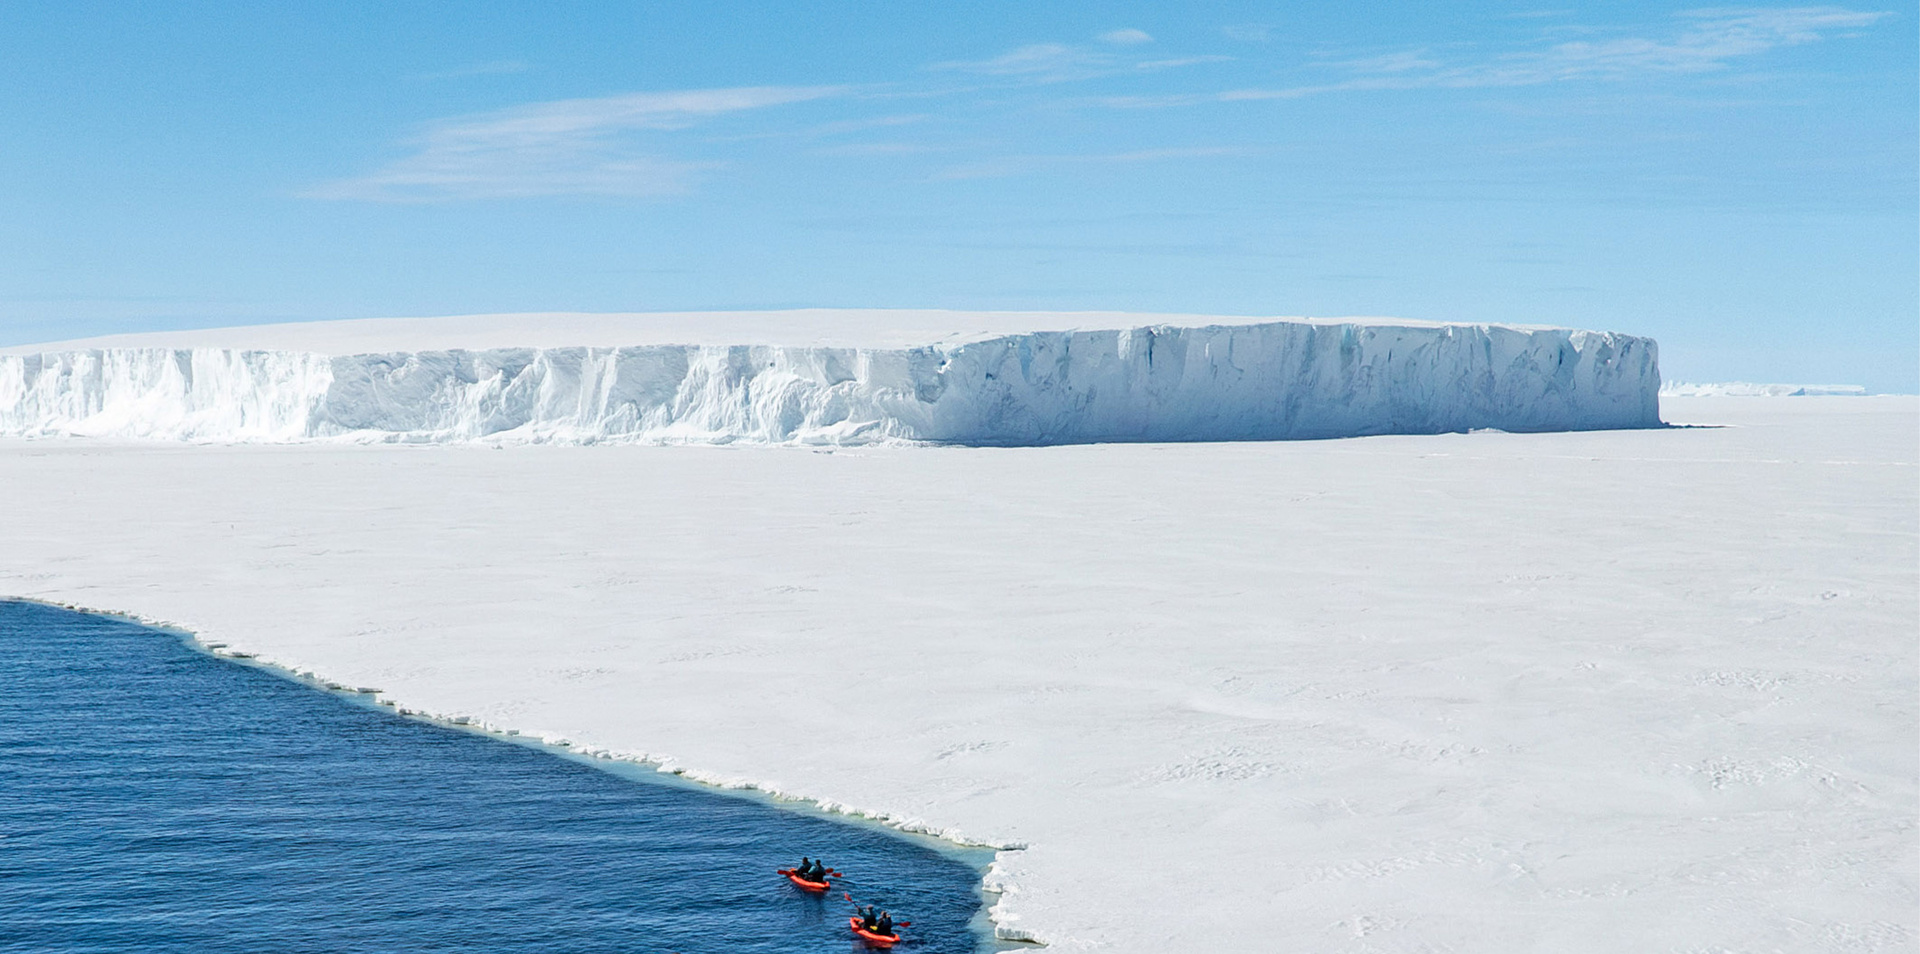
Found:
[308,86,841,202]
[931,43,1118,82]
[1104,6,1889,108]
[1472,6,1889,81]
[1137,55,1235,71]
[413,60,530,82]
[313,8,1887,201]
[1221,24,1274,42]
[931,37,1221,83]
[933,146,1250,181]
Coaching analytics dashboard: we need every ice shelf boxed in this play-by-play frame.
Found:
[0,314,1661,444]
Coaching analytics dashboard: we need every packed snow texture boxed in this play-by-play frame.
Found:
[2,396,1912,953]
[0,312,1660,445]
[1660,381,1870,397]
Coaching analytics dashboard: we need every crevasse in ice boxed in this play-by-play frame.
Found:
[0,320,1660,445]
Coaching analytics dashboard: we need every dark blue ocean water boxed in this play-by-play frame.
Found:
[0,601,993,953]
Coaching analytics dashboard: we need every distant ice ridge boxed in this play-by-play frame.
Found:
[0,320,1661,445]
[1660,381,1868,398]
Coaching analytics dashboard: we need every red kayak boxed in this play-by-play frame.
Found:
[849,916,901,946]
[778,869,830,892]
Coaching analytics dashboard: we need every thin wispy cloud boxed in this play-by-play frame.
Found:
[808,114,932,136]
[1338,51,1445,75]
[313,8,1889,201]
[1137,55,1235,71]
[413,60,530,82]
[932,42,1118,82]
[933,146,1250,180]
[1501,6,1889,79]
[1105,6,1889,107]
[308,86,840,201]
[931,34,1220,83]
[815,142,942,157]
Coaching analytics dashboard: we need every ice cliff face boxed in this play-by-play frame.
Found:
[0,320,1661,445]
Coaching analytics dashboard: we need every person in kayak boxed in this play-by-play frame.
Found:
[876,911,895,936]
[859,906,879,931]
[805,859,827,881]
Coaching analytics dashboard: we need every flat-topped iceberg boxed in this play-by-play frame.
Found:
[0,312,1660,445]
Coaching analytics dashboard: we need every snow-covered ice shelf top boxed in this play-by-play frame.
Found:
[0,310,1661,445]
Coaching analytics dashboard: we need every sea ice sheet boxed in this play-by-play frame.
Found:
[0,394,1911,952]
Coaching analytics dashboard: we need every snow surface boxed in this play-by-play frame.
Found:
[1661,381,1871,398]
[1,395,1912,952]
[0,311,1660,445]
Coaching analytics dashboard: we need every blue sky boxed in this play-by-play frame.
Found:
[1,3,1913,389]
